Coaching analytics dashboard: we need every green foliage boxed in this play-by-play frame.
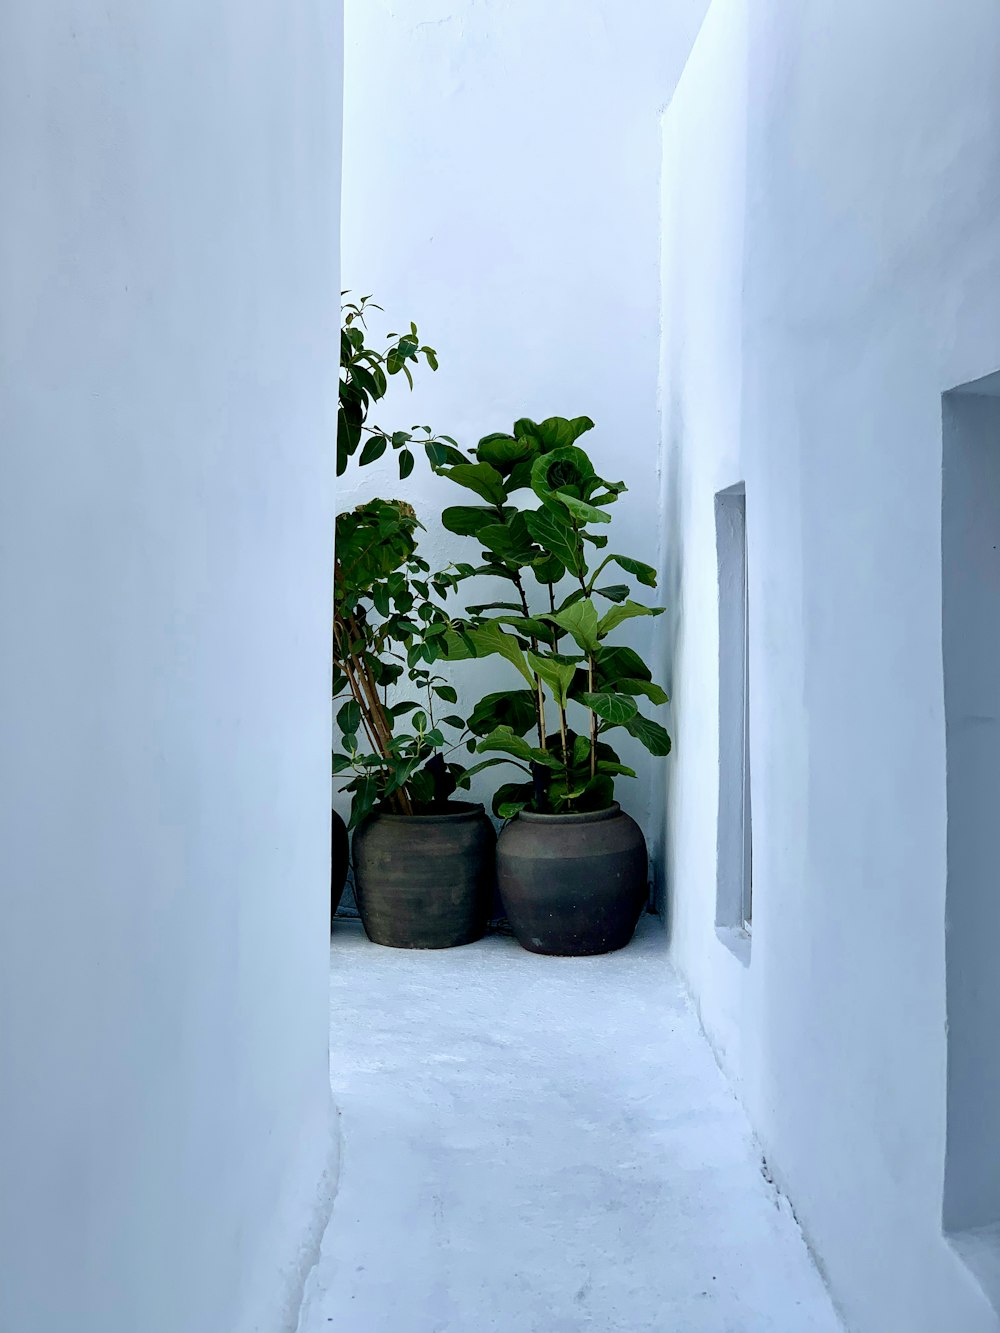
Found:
[436,415,672,815]
[338,293,468,479]
[333,499,471,829]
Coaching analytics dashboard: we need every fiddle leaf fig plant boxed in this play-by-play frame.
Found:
[436,416,671,819]
[333,499,472,829]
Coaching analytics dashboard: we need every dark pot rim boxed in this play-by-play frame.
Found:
[515,801,622,825]
[366,799,486,825]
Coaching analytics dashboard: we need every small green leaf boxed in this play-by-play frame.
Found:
[433,684,458,703]
[398,448,415,480]
[594,584,630,603]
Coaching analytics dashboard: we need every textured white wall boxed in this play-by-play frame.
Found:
[662,0,1000,1329]
[339,0,710,843]
[0,5,342,1332]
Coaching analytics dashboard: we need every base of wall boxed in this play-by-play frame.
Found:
[947,1225,1000,1318]
[242,1095,341,1333]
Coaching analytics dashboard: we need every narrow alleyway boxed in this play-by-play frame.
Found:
[296,918,843,1333]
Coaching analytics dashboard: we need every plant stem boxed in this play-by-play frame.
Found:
[512,566,547,752]
[588,656,597,779]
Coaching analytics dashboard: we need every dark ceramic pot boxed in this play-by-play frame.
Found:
[352,801,495,949]
[331,809,350,928]
[497,803,647,956]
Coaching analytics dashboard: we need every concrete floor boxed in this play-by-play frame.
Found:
[296,917,843,1333]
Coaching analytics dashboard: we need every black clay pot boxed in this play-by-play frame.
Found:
[497,803,647,956]
[352,801,495,949]
[331,809,350,928]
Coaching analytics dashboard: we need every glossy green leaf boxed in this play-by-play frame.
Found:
[597,600,664,637]
[468,689,538,738]
[606,554,658,587]
[524,507,584,577]
[578,692,639,725]
[441,461,508,506]
[441,505,506,538]
[526,650,579,708]
[544,598,600,653]
[442,622,534,686]
[476,726,562,769]
[618,678,669,706]
[623,712,673,756]
[337,699,361,736]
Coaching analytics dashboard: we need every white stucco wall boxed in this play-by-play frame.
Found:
[339,0,710,846]
[0,6,342,1332]
[662,0,1000,1329]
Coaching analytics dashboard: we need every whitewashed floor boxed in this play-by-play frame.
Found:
[296,917,843,1333]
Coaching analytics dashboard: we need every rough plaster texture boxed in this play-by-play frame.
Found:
[338,0,711,846]
[661,0,1000,1329]
[0,5,342,1331]
[297,919,842,1332]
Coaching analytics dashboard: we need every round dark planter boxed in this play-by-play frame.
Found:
[352,801,495,949]
[331,809,350,928]
[497,803,647,956]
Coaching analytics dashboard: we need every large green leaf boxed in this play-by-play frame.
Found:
[476,433,536,472]
[618,677,670,706]
[457,755,528,784]
[476,726,561,769]
[443,622,534,685]
[531,416,595,452]
[478,511,537,563]
[597,600,664,638]
[491,780,534,820]
[524,507,584,577]
[605,554,658,588]
[531,448,609,526]
[441,504,500,538]
[441,461,508,506]
[595,644,652,685]
[526,650,579,708]
[624,713,673,756]
[578,692,639,725]
[544,598,600,653]
[468,689,538,738]
[492,614,560,645]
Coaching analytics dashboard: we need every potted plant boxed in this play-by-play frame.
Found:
[437,415,671,955]
[333,496,494,948]
[333,294,471,931]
